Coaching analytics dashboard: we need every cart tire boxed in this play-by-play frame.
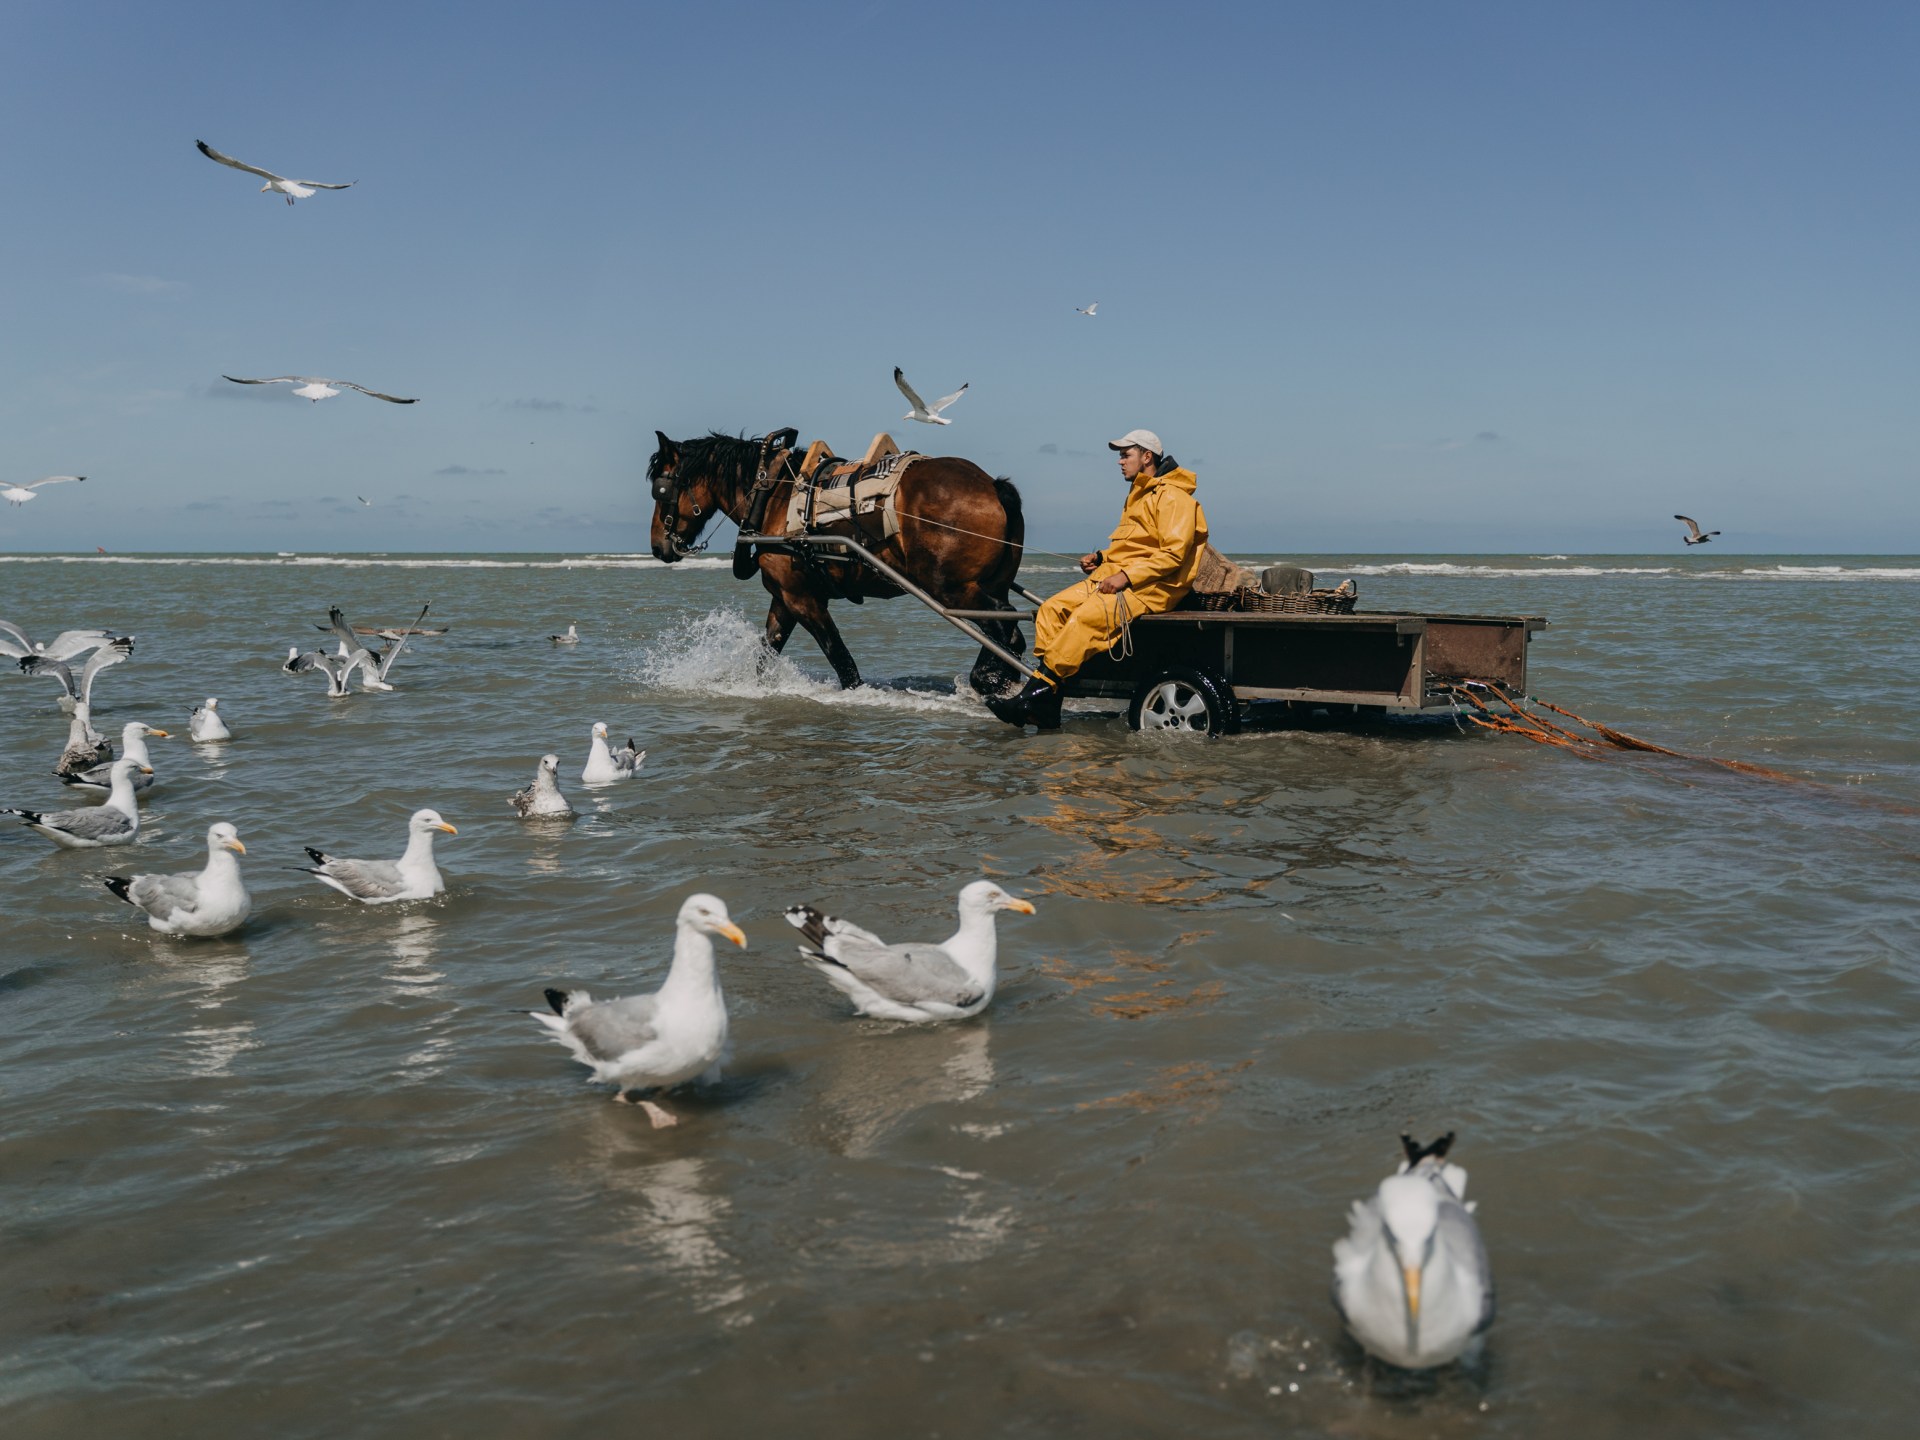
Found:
[1126,667,1240,736]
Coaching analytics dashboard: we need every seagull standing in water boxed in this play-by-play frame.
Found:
[196,140,354,205]
[581,722,644,785]
[2,475,85,506]
[1675,515,1721,546]
[894,367,968,425]
[105,823,251,938]
[783,880,1035,1022]
[300,808,456,903]
[222,375,418,404]
[1332,1133,1494,1370]
[530,893,746,1126]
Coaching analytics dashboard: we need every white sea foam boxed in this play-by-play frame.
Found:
[634,609,978,714]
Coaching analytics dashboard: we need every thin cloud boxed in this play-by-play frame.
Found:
[491,397,598,414]
[435,464,507,476]
[96,272,187,296]
[1475,431,1502,444]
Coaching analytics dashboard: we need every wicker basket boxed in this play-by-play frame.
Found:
[1190,585,1358,614]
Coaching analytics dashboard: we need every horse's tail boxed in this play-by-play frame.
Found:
[991,476,1025,592]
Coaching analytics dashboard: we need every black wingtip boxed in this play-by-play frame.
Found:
[303,846,329,866]
[543,987,570,1017]
[783,904,829,949]
[1400,1132,1457,1167]
[103,876,135,905]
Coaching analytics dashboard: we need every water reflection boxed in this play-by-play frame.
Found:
[148,945,257,1080]
[576,1130,746,1314]
[812,1024,997,1158]
[384,912,443,989]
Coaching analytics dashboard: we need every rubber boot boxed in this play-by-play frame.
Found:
[985,668,1060,727]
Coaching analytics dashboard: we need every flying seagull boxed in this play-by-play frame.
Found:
[894,367,968,425]
[1075,302,1098,316]
[2,476,85,507]
[222,375,417,404]
[0,621,116,662]
[19,636,135,715]
[1674,514,1721,546]
[357,496,372,506]
[196,139,354,205]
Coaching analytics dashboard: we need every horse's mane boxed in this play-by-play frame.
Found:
[647,432,772,493]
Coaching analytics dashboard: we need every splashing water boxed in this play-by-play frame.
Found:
[632,609,978,714]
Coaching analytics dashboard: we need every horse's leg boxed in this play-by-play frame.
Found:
[769,572,861,688]
[763,596,797,655]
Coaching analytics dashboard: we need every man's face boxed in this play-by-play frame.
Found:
[1117,446,1154,480]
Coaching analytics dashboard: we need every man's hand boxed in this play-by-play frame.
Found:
[1096,571,1131,595]
[1078,552,1101,574]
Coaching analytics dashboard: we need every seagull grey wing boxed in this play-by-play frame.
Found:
[20,657,77,698]
[376,603,431,679]
[1436,1198,1495,1333]
[833,938,981,1008]
[223,375,304,387]
[0,620,35,658]
[292,178,355,191]
[48,805,136,843]
[76,639,133,706]
[820,914,889,951]
[27,475,85,491]
[42,628,115,661]
[1674,514,1703,537]
[129,872,202,921]
[893,367,929,411]
[197,141,283,182]
[929,383,969,413]
[337,381,417,405]
[319,858,409,899]
[568,994,662,1060]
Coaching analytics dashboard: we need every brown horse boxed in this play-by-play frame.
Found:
[647,430,1026,692]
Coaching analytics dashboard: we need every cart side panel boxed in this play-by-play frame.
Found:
[1423,620,1530,690]
[1230,622,1418,698]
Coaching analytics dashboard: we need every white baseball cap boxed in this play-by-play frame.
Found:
[1107,429,1163,455]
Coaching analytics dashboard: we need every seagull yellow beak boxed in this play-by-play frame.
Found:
[435,822,458,835]
[138,765,154,775]
[223,838,247,855]
[1403,1266,1422,1322]
[715,921,747,948]
[1004,898,1036,914]
[149,729,171,739]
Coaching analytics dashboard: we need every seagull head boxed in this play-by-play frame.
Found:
[958,880,1036,916]
[1375,1172,1446,1341]
[208,822,246,855]
[203,697,219,710]
[539,753,560,775]
[128,722,170,741]
[410,808,458,837]
[592,721,609,739]
[679,892,747,949]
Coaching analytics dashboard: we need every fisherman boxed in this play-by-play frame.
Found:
[988,429,1207,728]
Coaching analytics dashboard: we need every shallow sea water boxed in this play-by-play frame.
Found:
[1,552,1915,1438]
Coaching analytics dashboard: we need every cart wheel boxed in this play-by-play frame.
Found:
[1126,667,1240,736]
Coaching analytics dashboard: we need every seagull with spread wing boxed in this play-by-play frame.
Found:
[2,476,84,507]
[1675,514,1721,546]
[18,636,134,715]
[894,367,968,425]
[1075,302,1098,316]
[222,375,417,404]
[196,139,354,205]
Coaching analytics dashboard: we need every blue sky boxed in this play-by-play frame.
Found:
[2,0,1915,554]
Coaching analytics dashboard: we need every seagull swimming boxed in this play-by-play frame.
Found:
[0,621,117,662]
[189,697,231,741]
[1332,1133,1494,1370]
[894,367,968,425]
[783,880,1035,1022]
[310,603,428,690]
[1675,514,1721,546]
[54,704,113,777]
[549,624,580,644]
[2,476,85,507]
[530,893,746,1125]
[1075,302,1098,316]
[196,139,354,205]
[18,636,135,713]
[582,722,644,785]
[105,823,251,938]
[222,375,417,404]
[4,758,150,848]
[300,808,456,903]
[284,646,356,697]
[60,721,168,794]
[511,754,575,818]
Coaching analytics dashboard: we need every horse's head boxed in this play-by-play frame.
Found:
[647,430,720,564]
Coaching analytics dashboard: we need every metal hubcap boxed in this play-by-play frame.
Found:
[1140,680,1212,731]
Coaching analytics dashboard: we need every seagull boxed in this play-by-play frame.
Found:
[530,893,746,1125]
[2,476,85,507]
[0,621,117,662]
[1675,515,1721,546]
[18,636,135,714]
[4,758,150,848]
[310,603,429,690]
[894,367,968,425]
[189,697,231,741]
[222,375,417,404]
[60,721,168,794]
[511,754,575,818]
[300,808,456,903]
[1075,302,1098,316]
[783,880,1035,1022]
[549,624,580,644]
[54,704,113,777]
[104,823,251,938]
[582,722,644,785]
[284,646,357,697]
[196,139,354,205]
[357,496,373,506]
[1332,1133,1494,1370]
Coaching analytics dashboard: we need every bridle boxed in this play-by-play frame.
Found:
[651,428,797,559]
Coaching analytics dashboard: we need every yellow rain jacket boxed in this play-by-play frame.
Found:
[1034,461,1208,680]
